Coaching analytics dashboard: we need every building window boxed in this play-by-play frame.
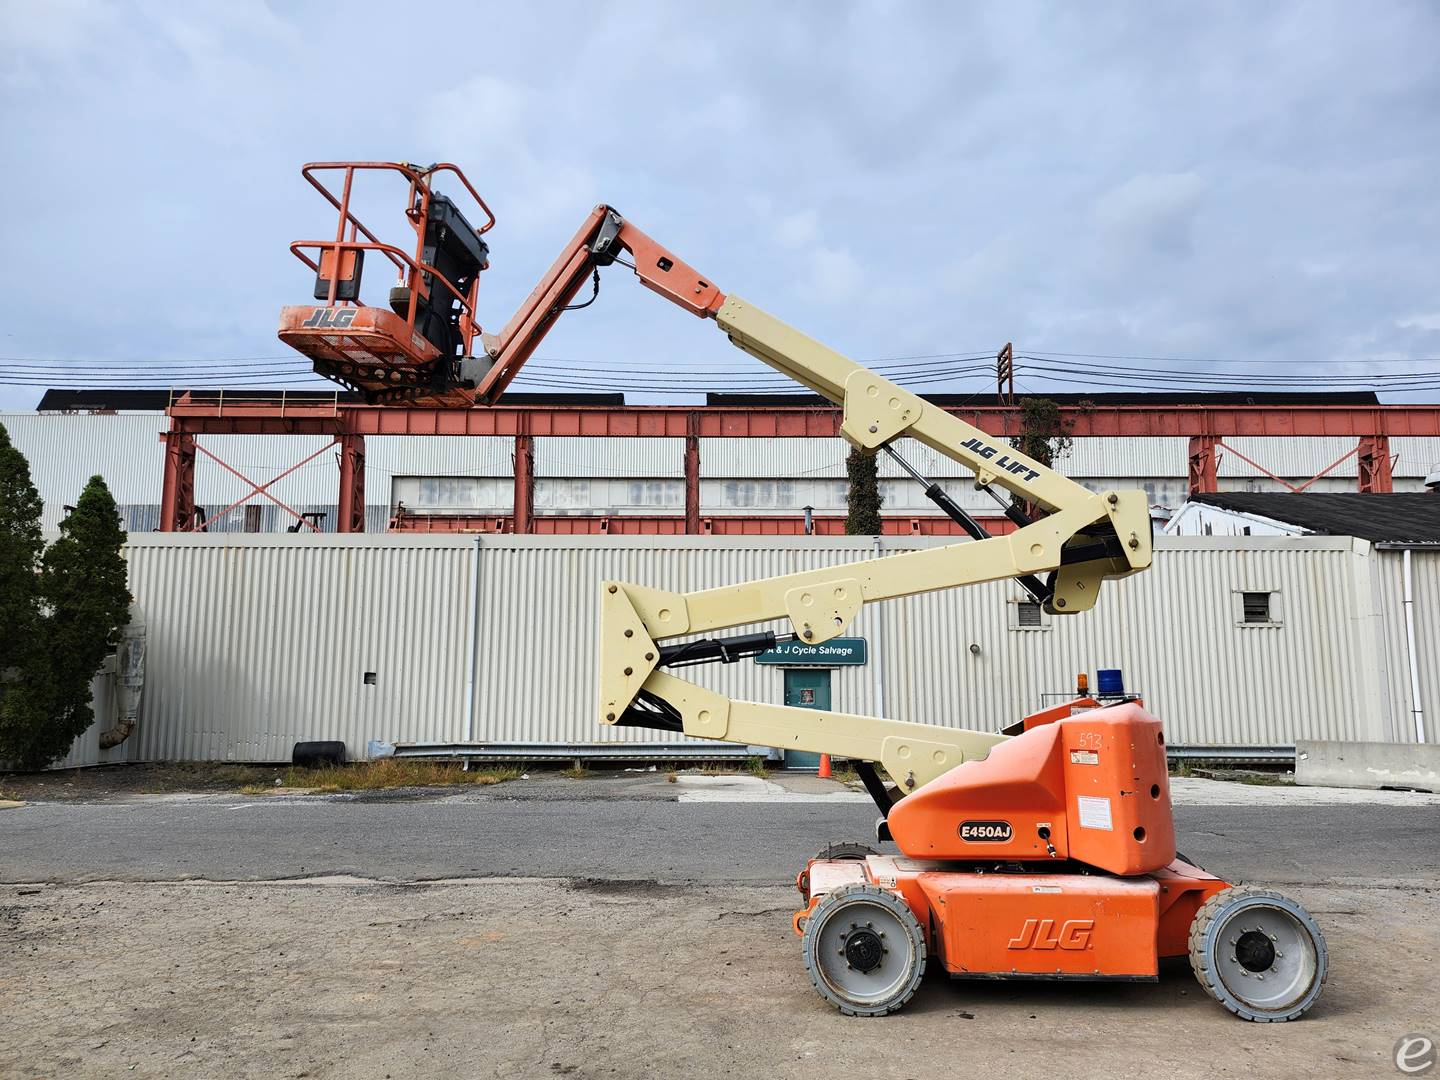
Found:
[1237,590,1281,627]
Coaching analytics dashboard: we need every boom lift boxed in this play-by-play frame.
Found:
[281,162,1328,1020]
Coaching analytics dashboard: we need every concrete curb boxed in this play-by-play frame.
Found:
[1296,740,1440,793]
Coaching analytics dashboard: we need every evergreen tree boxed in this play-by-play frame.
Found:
[0,423,44,673]
[38,477,132,761]
[0,421,49,765]
[0,459,131,768]
[845,447,884,535]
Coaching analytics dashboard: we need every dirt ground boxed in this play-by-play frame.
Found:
[2,877,1433,1080]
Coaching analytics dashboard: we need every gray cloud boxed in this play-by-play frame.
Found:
[1,0,1437,409]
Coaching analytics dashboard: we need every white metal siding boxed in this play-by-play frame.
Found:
[123,535,474,761]
[874,537,1380,746]
[1372,549,1440,744]
[47,532,1429,765]
[468,539,883,746]
[2,413,168,534]
[536,438,683,478]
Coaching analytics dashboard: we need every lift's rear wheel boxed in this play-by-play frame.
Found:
[1189,886,1327,1021]
[801,883,926,1016]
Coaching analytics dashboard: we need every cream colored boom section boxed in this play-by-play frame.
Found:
[718,295,1084,513]
[644,670,1008,793]
[597,294,1153,782]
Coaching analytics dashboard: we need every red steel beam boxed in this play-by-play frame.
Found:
[387,514,1018,536]
[1358,435,1395,493]
[684,413,701,534]
[167,403,1440,439]
[159,431,197,531]
[512,426,535,534]
[337,433,366,533]
[1187,435,1218,495]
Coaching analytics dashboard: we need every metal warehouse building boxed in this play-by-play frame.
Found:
[6,390,1440,538]
[54,531,1438,769]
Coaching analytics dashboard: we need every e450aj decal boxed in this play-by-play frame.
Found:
[958,819,1013,842]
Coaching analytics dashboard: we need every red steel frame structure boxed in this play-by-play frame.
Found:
[159,399,1440,534]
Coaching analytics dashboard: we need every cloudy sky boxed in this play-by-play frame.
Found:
[2,0,1438,410]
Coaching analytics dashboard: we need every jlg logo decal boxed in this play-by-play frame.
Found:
[300,308,356,329]
[959,436,1041,483]
[1006,918,1094,950]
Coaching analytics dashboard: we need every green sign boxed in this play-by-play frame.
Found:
[756,637,868,667]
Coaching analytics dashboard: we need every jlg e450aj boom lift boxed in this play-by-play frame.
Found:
[279,162,1328,1020]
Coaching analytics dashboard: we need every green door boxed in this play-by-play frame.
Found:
[783,669,832,770]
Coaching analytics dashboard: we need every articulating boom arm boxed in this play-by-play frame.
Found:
[471,206,724,403]
[284,185,1153,797]
[459,205,1153,796]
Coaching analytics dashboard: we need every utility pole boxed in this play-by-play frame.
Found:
[996,342,1015,406]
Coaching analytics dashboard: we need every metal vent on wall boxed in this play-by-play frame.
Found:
[1242,592,1272,624]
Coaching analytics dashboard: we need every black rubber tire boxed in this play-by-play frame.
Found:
[813,841,880,862]
[801,883,926,1017]
[1188,886,1327,1022]
[292,740,346,768]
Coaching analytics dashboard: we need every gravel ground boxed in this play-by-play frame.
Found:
[3,770,1436,1078]
[2,876,1435,1080]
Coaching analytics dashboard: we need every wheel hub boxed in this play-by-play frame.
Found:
[1235,929,1275,973]
[843,927,884,972]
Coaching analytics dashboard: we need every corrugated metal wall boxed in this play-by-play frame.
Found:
[468,539,885,746]
[48,532,1433,765]
[123,535,474,761]
[1372,549,1440,744]
[875,537,1382,746]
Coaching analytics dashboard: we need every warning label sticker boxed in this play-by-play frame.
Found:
[1069,750,1099,766]
[1077,795,1114,831]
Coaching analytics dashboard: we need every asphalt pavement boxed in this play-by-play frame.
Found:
[2,788,1434,886]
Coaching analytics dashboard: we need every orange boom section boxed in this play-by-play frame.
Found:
[886,702,1176,875]
[279,163,724,408]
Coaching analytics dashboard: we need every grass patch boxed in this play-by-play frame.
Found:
[559,761,589,779]
[1170,760,1294,785]
[694,762,739,775]
[1170,759,1207,778]
[240,759,521,794]
[745,756,768,777]
[829,764,859,785]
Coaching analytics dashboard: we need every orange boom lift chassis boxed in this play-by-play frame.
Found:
[279,162,1328,1021]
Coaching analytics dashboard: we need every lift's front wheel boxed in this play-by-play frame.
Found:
[801,883,926,1016]
[812,841,880,862]
[1189,886,1327,1021]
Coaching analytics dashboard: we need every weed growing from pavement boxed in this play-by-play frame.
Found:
[1170,760,1294,786]
[242,759,521,794]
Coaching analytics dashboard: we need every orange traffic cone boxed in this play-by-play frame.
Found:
[818,754,832,779]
